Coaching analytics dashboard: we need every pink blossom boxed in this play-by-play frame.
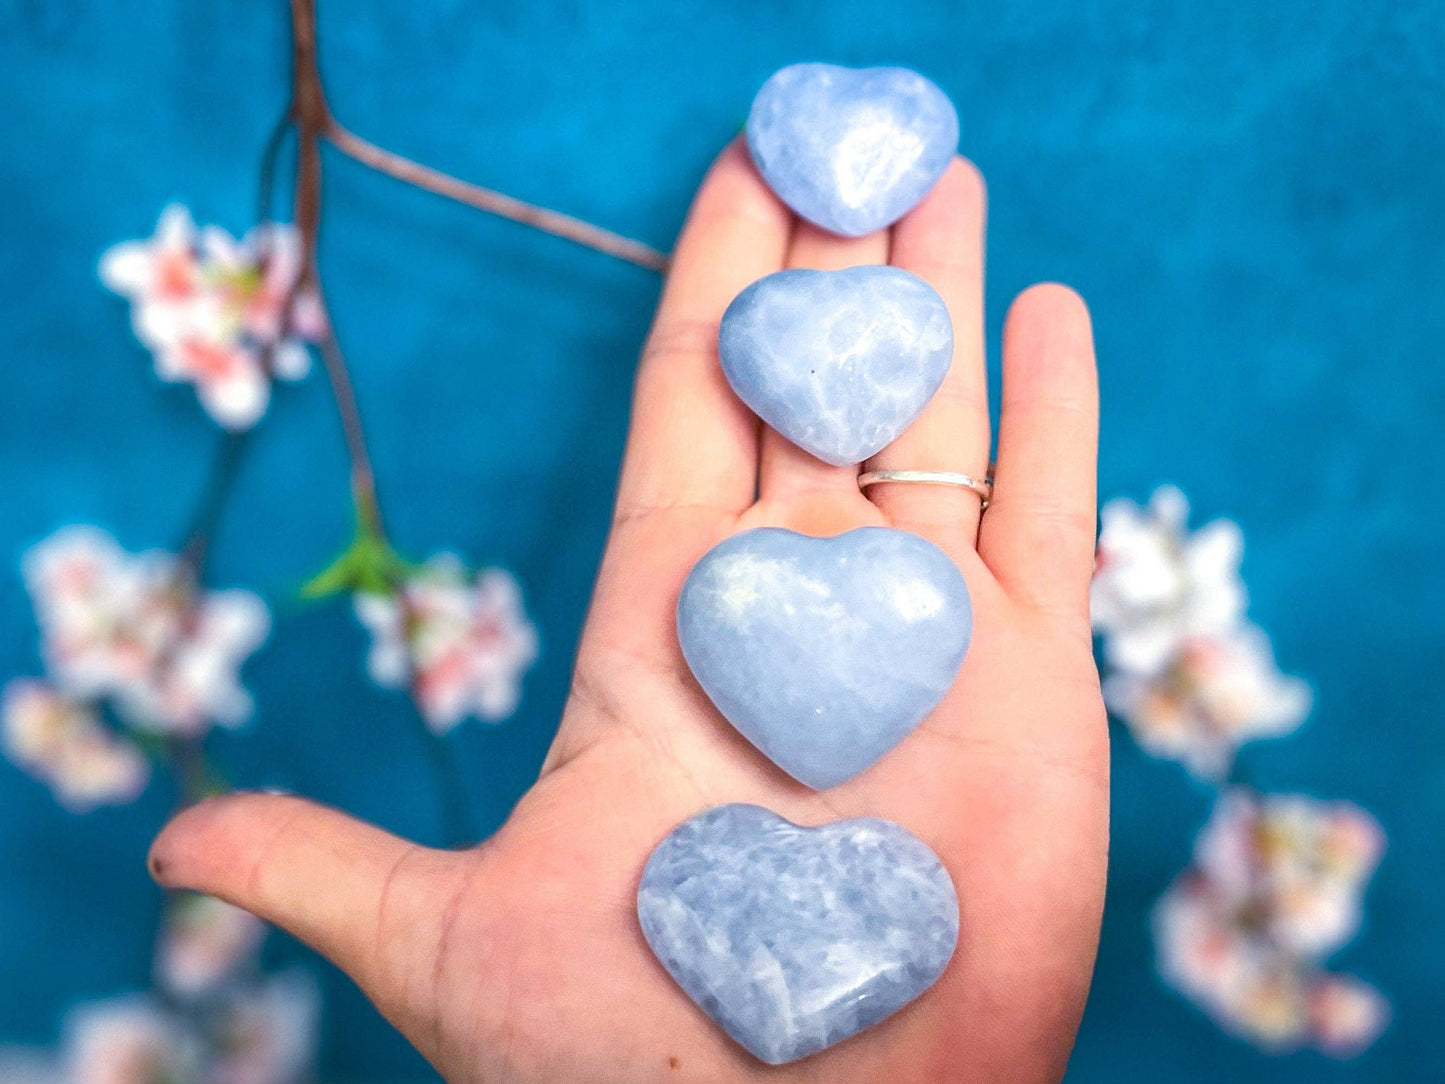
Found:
[62,975,317,1084]
[98,205,204,331]
[206,973,318,1084]
[1102,624,1311,778]
[1154,790,1388,1054]
[63,996,201,1084]
[1156,883,1313,1048]
[99,206,323,430]
[150,297,276,430]
[1092,486,1246,675]
[1,680,149,812]
[23,527,269,737]
[355,556,538,732]
[1092,487,1309,778]
[156,895,266,999]
[1195,791,1383,956]
[1309,973,1389,1055]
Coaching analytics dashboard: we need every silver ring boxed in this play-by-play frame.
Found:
[857,469,994,506]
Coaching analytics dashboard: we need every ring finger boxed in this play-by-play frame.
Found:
[863,158,991,551]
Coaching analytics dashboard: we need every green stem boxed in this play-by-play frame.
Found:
[178,431,249,577]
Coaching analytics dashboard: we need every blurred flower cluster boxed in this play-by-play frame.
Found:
[1092,486,1309,778]
[3,527,269,810]
[4,188,543,1079]
[100,205,325,430]
[1155,791,1388,1054]
[356,554,539,733]
[1093,487,1387,1055]
[65,896,315,1084]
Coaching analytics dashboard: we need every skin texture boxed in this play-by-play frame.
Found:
[149,139,1107,1084]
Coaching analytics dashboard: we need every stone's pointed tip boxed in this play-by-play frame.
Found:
[638,803,959,1065]
[677,526,971,790]
[746,62,959,237]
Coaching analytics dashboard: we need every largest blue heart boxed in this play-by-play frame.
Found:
[677,527,971,789]
[638,803,960,1065]
[746,63,959,237]
[719,265,953,466]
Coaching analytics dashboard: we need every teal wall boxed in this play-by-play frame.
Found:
[1,2,1440,1079]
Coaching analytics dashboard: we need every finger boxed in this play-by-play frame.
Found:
[978,283,1098,622]
[865,159,991,547]
[148,793,458,997]
[613,139,792,522]
[756,221,890,507]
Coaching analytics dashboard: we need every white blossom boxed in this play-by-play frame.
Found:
[156,895,266,999]
[1092,486,1246,675]
[355,555,537,732]
[1,680,148,811]
[1154,790,1387,1053]
[205,973,318,1084]
[63,996,201,1084]
[1102,624,1311,778]
[99,206,322,430]
[23,527,268,736]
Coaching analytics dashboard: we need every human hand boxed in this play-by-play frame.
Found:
[150,138,1107,1083]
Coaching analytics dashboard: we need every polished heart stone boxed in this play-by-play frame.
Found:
[637,803,959,1065]
[719,265,952,466]
[677,527,971,789]
[746,63,959,237]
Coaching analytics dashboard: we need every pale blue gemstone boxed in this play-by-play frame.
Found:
[719,266,952,466]
[637,803,959,1065]
[746,63,959,237]
[677,527,971,789]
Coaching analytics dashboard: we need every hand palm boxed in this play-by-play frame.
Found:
[153,141,1107,1084]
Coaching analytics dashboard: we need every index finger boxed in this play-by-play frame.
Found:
[613,139,793,522]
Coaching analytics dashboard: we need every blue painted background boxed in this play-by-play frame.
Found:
[1,2,1441,1080]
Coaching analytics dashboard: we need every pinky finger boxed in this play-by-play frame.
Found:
[978,283,1098,624]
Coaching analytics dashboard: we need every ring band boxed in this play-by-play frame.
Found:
[857,469,994,506]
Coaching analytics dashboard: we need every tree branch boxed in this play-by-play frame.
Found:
[290,0,384,536]
[323,121,670,272]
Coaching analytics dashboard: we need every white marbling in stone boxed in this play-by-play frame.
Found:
[719,265,952,466]
[637,803,959,1065]
[746,63,959,237]
[677,527,971,789]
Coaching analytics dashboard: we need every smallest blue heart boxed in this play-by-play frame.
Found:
[720,265,952,466]
[746,63,959,237]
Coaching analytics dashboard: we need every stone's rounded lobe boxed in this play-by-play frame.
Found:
[637,803,960,1065]
[677,527,971,789]
[719,266,953,466]
[746,63,959,237]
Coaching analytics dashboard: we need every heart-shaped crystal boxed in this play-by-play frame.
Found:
[677,527,971,789]
[746,63,959,237]
[719,265,952,466]
[638,803,959,1064]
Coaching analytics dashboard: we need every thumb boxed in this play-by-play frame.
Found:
[148,792,461,1001]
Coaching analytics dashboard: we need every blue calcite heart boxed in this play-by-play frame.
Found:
[677,527,971,789]
[746,63,959,237]
[638,803,959,1065]
[719,266,952,466]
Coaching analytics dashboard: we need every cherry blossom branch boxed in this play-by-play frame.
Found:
[322,122,670,272]
[178,433,250,575]
[289,0,385,539]
[286,1,476,844]
[257,107,293,225]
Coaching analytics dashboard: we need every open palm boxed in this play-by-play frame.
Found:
[151,139,1107,1084]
